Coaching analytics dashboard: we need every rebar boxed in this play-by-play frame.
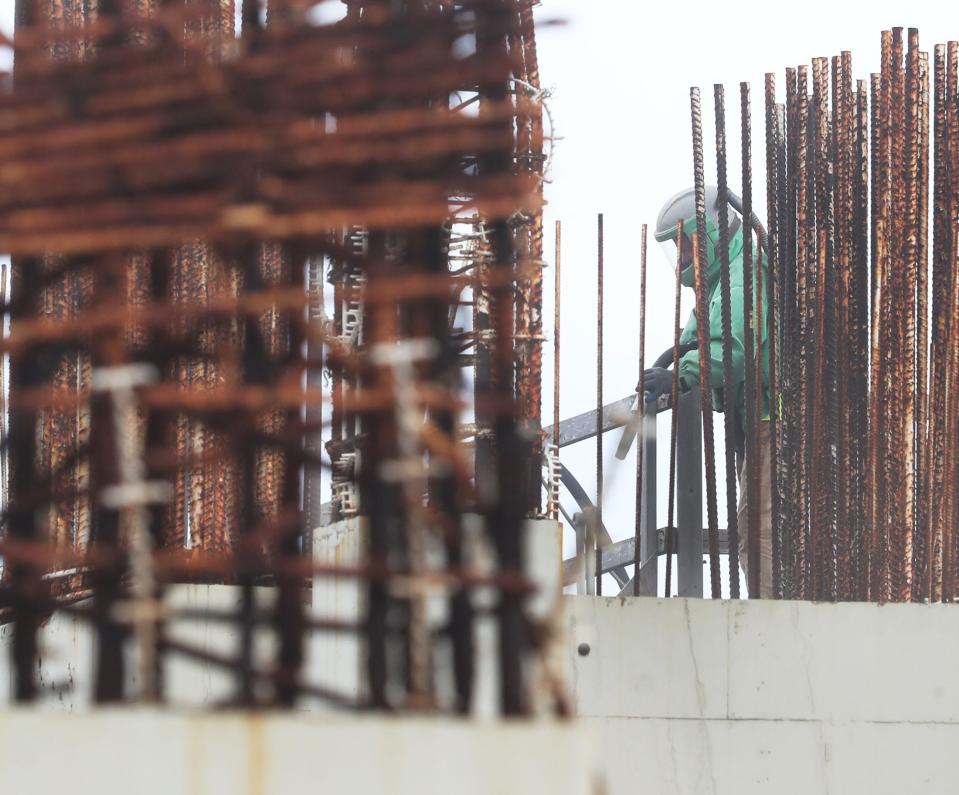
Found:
[741,81,762,598]
[764,73,783,599]
[745,27,959,604]
[595,212,604,597]
[0,0,552,716]
[664,222,684,599]
[714,84,741,599]
[928,43,949,602]
[633,225,647,597]
[851,78,870,601]
[914,49,930,601]
[690,86,722,599]
[781,67,801,599]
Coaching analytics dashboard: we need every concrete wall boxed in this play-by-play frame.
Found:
[0,518,563,715]
[11,535,959,794]
[0,586,280,710]
[565,596,959,795]
[312,516,565,716]
[0,710,595,795]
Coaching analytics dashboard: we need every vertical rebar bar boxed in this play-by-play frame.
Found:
[774,103,789,597]
[595,212,604,597]
[852,78,871,600]
[665,221,684,599]
[883,28,903,601]
[914,49,930,601]
[833,53,853,601]
[633,225,647,597]
[690,86,722,598]
[928,44,948,602]
[869,31,896,601]
[764,73,783,599]
[943,41,959,602]
[782,67,801,598]
[8,0,45,704]
[795,65,812,599]
[741,81,762,598]
[810,57,837,601]
[897,29,921,603]
[714,83,741,599]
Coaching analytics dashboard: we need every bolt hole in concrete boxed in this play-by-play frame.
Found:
[577,643,591,657]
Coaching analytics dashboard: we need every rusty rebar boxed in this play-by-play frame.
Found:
[832,52,853,601]
[713,83,741,599]
[914,49,930,601]
[809,57,837,602]
[1,0,549,714]
[764,73,783,599]
[690,86,721,598]
[796,65,813,599]
[740,81,762,598]
[595,212,604,596]
[781,67,802,598]
[851,78,871,600]
[943,41,959,602]
[867,65,885,600]
[896,28,921,603]
[885,32,902,595]
[759,34,956,603]
[664,221,684,599]
[633,224,647,597]
[928,43,949,602]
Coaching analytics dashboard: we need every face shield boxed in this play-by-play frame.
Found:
[657,232,695,274]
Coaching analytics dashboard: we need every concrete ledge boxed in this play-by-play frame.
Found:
[567,596,959,794]
[586,716,959,795]
[0,710,594,795]
[566,596,959,723]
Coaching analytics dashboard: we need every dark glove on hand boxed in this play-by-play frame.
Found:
[636,367,673,404]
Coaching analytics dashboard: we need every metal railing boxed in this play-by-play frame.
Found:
[556,390,729,599]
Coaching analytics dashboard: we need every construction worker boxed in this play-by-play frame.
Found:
[640,186,772,597]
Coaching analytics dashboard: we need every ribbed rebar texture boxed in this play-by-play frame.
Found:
[689,27,956,603]
[633,225,648,597]
[690,87,722,599]
[0,0,553,715]
[740,81,762,598]
[714,84,741,599]
[664,222,684,599]
[746,27,954,602]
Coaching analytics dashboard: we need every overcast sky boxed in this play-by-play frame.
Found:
[0,2,953,594]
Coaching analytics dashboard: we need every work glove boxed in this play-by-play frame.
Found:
[636,367,673,405]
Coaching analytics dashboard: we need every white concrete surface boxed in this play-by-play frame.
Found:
[312,516,564,716]
[0,518,563,715]
[311,516,364,703]
[0,710,595,795]
[566,596,959,795]
[0,586,279,710]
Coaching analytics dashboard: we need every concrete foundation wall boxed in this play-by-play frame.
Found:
[0,518,563,715]
[312,516,565,716]
[0,586,280,710]
[0,710,594,795]
[566,596,959,794]
[8,543,958,794]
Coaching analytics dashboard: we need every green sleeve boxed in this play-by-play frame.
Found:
[677,282,746,394]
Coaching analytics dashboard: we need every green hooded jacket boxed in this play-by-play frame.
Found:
[676,224,770,428]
